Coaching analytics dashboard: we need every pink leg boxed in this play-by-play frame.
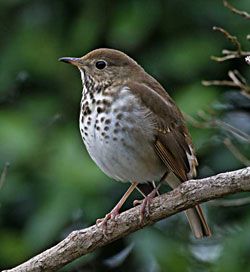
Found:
[139,188,158,222]
[133,181,160,207]
[137,181,163,223]
[96,182,138,232]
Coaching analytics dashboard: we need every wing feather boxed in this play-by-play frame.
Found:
[127,80,197,181]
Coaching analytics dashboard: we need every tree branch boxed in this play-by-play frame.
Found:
[223,0,250,20]
[210,26,250,62]
[202,70,250,96]
[2,167,250,272]
[0,162,10,191]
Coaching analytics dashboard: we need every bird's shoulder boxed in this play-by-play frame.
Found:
[126,75,197,181]
[126,74,185,131]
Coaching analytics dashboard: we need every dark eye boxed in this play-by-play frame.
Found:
[95,60,107,70]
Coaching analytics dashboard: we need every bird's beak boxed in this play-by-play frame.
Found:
[58,57,81,66]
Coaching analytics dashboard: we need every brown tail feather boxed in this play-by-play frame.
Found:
[165,172,211,238]
[185,205,211,238]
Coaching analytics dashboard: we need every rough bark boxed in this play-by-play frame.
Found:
[2,167,250,272]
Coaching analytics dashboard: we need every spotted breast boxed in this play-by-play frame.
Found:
[79,85,166,183]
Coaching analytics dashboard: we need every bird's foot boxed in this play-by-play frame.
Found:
[133,199,143,206]
[136,189,157,224]
[96,206,120,237]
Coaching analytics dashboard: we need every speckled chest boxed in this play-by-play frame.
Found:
[79,85,139,152]
[80,87,115,144]
[78,83,164,182]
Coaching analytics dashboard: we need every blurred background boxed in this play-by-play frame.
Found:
[0,0,250,271]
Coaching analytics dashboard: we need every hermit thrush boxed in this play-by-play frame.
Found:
[59,48,211,238]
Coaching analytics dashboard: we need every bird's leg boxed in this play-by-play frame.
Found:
[96,181,138,231]
[152,181,160,196]
[133,181,160,206]
[140,184,161,221]
[139,179,165,223]
[133,185,146,206]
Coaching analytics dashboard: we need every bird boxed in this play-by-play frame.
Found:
[59,48,211,238]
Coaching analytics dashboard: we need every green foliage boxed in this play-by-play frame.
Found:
[0,0,249,271]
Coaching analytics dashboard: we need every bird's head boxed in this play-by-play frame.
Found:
[59,48,142,86]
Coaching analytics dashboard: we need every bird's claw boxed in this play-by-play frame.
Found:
[96,208,120,237]
[136,190,157,224]
[133,199,143,206]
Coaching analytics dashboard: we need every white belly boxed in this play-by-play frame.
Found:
[79,87,166,183]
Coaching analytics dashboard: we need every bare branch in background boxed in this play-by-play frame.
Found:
[223,1,250,20]
[211,27,250,62]
[211,27,243,61]
[2,167,250,272]
[184,111,250,143]
[184,111,250,166]
[203,1,250,97]
[223,138,250,166]
[202,2,250,167]
[202,70,250,96]
[0,162,10,191]
[207,1,250,66]
[213,120,250,143]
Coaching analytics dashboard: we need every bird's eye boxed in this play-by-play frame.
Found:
[95,60,107,70]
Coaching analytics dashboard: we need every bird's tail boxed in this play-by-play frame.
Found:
[165,173,211,238]
[184,205,211,238]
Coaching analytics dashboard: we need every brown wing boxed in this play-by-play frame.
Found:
[127,78,211,238]
[127,78,197,182]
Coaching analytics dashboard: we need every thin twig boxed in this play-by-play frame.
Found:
[222,49,250,57]
[212,54,240,62]
[211,26,250,62]
[211,26,242,61]
[184,111,250,143]
[223,138,250,166]
[0,162,10,191]
[223,0,250,20]
[202,79,239,88]
[214,120,250,143]
[183,113,210,129]
[202,70,250,95]
[232,69,247,84]
[206,1,250,98]
[228,70,250,94]
[228,70,243,86]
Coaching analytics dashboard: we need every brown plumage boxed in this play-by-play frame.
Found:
[59,48,211,238]
[127,79,211,238]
